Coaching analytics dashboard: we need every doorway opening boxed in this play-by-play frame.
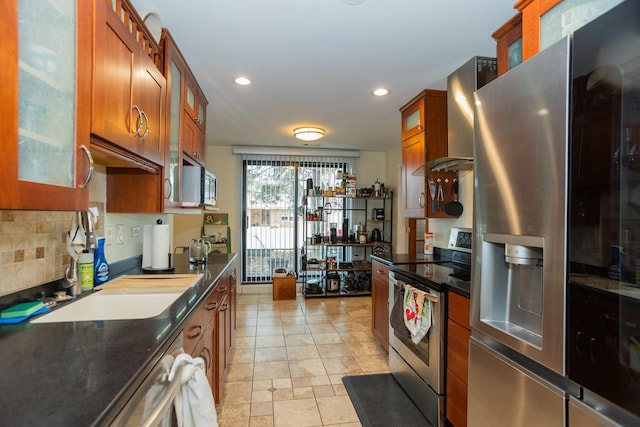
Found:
[241,158,350,284]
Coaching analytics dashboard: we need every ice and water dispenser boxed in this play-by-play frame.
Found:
[480,234,545,349]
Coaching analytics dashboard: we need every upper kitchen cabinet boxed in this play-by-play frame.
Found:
[510,0,623,66]
[162,29,208,167]
[514,0,562,61]
[92,0,166,167]
[0,0,93,210]
[493,13,523,76]
[181,65,208,165]
[160,29,185,208]
[401,94,426,141]
[160,30,209,209]
[400,90,450,218]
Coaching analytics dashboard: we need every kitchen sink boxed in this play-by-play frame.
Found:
[31,287,186,323]
[31,273,202,323]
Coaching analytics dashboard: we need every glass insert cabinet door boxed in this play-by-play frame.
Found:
[18,0,76,186]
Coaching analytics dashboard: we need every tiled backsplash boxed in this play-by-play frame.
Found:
[0,204,104,297]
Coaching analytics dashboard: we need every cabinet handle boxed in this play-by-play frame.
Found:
[220,303,229,312]
[79,145,94,189]
[164,178,172,199]
[205,301,218,311]
[217,286,228,293]
[376,269,385,275]
[139,109,150,140]
[417,124,423,131]
[186,325,203,340]
[419,192,425,208]
[202,346,212,371]
[131,105,143,137]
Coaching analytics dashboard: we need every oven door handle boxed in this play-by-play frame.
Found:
[140,361,185,427]
[423,292,439,303]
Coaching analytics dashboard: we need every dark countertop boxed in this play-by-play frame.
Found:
[371,253,471,298]
[0,252,237,427]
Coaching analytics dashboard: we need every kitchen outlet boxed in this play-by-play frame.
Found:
[105,226,113,246]
[131,226,141,238]
[115,224,124,245]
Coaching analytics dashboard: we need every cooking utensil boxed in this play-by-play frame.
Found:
[428,178,437,214]
[444,179,464,216]
[437,179,444,211]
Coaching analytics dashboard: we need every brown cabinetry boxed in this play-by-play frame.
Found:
[446,290,471,427]
[183,259,236,403]
[215,292,229,403]
[0,0,92,210]
[161,31,208,166]
[400,90,450,218]
[493,12,523,76]
[183,289,218,389]
[92,0,165,167]
[371,260,390,351]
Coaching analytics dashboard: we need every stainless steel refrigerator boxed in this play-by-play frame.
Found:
[468,36,571,426]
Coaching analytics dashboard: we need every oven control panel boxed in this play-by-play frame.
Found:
[448,227,472,253]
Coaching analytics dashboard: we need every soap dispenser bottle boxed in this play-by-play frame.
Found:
[94,237,110,286]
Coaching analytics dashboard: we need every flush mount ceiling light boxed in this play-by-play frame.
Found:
[233,76,251,86]
[343,0,365,5]
[372,87,390,97]
[294,127,326,142]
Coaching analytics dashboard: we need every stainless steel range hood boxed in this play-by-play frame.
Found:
[414,57,497,175]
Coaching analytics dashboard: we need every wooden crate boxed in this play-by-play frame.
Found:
[273,277,296,300]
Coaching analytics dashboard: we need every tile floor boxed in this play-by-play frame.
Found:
[216,291,389,427]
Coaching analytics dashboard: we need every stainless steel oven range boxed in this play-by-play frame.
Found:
[388,269,446,426]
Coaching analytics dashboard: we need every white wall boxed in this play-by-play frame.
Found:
[429,169,474,249]
[90,166,171,263]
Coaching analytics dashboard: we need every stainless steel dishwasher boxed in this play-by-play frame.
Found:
[110,333,185,427]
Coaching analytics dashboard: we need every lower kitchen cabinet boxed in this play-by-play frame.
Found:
[182,260,236,403]
[447,290,471,427]
[371,259,389,351]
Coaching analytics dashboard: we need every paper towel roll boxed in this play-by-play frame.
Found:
[142,225,153,268]
[151,224,171,269]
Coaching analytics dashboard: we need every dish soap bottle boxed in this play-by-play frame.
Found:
[94,237,110,286]
[79,250,94,292]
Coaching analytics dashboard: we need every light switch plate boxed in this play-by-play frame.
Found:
[105,226,113,246]
[115,224,124,245]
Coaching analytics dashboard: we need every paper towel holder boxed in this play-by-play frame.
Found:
[142,219,176,274]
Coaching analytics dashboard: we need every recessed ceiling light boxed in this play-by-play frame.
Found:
[233,76,251,86]
[372,87,390,97]
[294,127,326,142]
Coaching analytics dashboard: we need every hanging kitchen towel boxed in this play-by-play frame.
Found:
[67,211,86,260]
[404,285,432,344]
[390,286,411,340]
[170,353,218,427]
[143,354,175,427]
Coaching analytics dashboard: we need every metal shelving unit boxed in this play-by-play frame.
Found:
[301,193,393,298]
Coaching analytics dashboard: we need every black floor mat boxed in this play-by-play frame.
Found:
[342,373,430,427]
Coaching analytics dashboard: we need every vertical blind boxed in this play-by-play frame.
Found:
[240,153,355,283]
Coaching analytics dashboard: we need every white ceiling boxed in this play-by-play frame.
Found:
[131,0,518,152]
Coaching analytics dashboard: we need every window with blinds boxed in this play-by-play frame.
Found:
[241,154,354,284]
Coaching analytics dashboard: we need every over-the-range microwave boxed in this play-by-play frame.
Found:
[182,165,217,207]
